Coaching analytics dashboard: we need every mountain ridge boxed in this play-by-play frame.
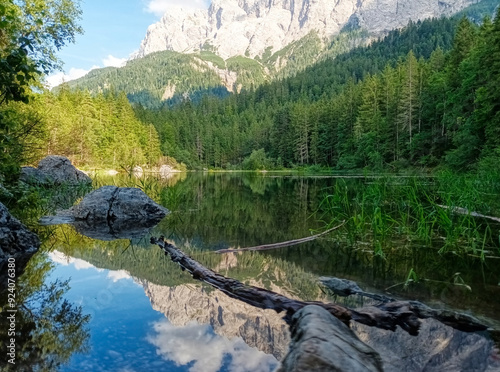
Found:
[60,0,497,109]
[135,0,477,60]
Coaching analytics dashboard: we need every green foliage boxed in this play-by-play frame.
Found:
[128,8,500,173]
[319,173,500,258]
[241,148,273,170]
[264,31,326,78]
[32,89,164,168]
[226,56,268,88]
[0,0,82,183]
[197,51,226,69]
[62,50,234,108]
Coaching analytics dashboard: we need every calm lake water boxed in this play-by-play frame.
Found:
[7,172,500,371]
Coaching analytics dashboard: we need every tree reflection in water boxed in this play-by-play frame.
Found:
[0,252,90,371]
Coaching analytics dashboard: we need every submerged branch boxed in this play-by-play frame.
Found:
[214,221,345,254]
[437,204,500,223]
[150,237,489,336]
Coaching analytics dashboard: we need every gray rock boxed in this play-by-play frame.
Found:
[19,166,54,185]
[0,202,40,288]
[0,202,40,258]
[352,318,500,372]
[41,186,169,241]
[37,155,91,185]
[72,186,168,222]
[319,276,364,297]
[20,156,91,186]
[276,305,383,372]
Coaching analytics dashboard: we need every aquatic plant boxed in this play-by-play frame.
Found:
[319,173,500,259]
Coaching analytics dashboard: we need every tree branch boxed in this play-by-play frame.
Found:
[150,237,490,336]
[214,221,346,254]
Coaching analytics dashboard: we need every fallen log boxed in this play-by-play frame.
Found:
[150,237,489,336]
[214,222,345,254]
[276,305,384,372]
[437,204,500,223]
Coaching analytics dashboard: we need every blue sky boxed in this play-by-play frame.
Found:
[46,0,210,87]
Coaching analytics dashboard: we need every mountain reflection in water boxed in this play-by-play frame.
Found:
[48,251,280,372]
[20,172,500,371]
[148,320,278,372]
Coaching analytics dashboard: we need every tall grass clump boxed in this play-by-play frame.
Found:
[319,173,500,259]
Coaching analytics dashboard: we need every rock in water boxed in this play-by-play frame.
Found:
[20,155,91,185]
[72,186,168,222]
[0,202,40,258]
[41,186,170,241]
[0,202,40,288]
[319,276,364,297]
[276,305,383,372]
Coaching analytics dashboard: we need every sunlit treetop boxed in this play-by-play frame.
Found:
[0,0,82,104]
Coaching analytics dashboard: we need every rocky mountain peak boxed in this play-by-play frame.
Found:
[136,0,476,60]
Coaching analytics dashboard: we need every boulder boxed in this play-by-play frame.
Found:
[0,202,40,288]
[72,186,168,221]
[40,186,169,241]
[38,155,91,184]
[276,305,383,372]
[0,202,40,258]
[20,155,91,185]
[19,166,54,185]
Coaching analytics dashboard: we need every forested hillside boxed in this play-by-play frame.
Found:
[133,10,500,172]
[61,30,365,109]
[2,89,163,170]
[62,51,231,109]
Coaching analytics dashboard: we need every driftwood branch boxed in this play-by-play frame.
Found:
[320,276,488,333]
[214,221,345,254]
[151,237,489,336]
[438,204,500,223]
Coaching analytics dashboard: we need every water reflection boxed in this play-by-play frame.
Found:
[147,320,278,372]
[44,251,280,372]
[0,252,90,371]
[141,281,290,360]
[26,172,500,370]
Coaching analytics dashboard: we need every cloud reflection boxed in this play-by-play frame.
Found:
[107,270,131,282]
[49,250,102,271]
[147,319,278,372]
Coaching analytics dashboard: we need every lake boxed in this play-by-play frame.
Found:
[7,172,500,371]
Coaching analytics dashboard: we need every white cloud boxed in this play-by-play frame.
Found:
[145,0,210,16]
[103,54,127,68]
[107,270,131,282]
[147,320,278,372]
[45,65,99,89]
[48,250,101,271]
[45,52,127,89]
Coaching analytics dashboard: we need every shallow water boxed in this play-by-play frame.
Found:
[6,172,500,371]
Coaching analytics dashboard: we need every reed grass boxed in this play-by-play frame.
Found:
[319,172,500,260]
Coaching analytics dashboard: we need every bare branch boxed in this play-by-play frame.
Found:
[150,237,490,336]
[214,221,346,254]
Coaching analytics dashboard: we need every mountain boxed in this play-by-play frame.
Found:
[136,0,476,60]
[62,0,496,108]
[141,280,498,372]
